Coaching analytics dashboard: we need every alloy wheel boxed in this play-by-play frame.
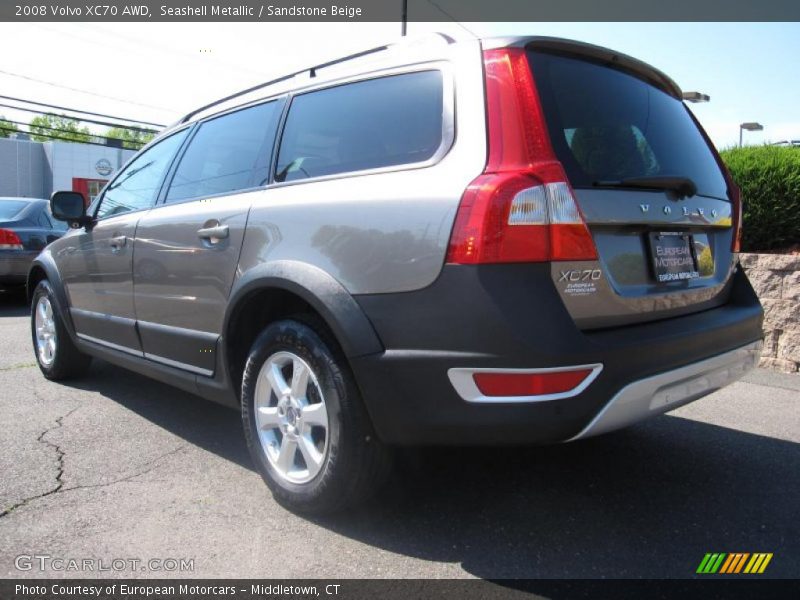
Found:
[34,296,57,367]
[254,351,330,484]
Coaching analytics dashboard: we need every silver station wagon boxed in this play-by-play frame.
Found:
[30,34,763,513]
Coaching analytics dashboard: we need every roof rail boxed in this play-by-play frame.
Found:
[179,33,456,124]
[180,44,388,124]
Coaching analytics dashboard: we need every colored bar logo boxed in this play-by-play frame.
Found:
[696,553,773,574]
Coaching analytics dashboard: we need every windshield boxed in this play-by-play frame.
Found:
[528,49,729,200]
[0,200,29,220]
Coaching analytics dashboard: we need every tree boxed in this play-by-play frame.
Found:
[0,115,19,138]
[105,126,154,150]
[29,113,91,143]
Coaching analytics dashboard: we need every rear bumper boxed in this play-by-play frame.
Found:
[0,250,37,285]
[568,339,760,440]
[351,263,763,445]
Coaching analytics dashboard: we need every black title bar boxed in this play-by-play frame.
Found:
[2,579,799,600]
[3,0,800,22]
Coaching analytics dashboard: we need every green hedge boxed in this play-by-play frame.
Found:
[719,145,800,252]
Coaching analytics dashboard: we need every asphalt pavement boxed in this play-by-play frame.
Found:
[0,289,798,579]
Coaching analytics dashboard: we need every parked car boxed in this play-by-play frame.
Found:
[0,197,67,291]
[29,35,764,514]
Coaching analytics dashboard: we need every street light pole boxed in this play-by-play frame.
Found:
[739,122,764,147]
[682,91,710,103]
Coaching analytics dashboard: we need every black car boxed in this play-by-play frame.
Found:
[0,197,68,290]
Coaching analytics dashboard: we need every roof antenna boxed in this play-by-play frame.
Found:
[401,0,407,36]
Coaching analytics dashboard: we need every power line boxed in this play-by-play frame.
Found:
[0,103,159,134]
[0,118,147,149]
[423,1,479,39]
[80,23,269,78]
[0,94,165,128]
[0,67,175,113]
[0,125,121,149]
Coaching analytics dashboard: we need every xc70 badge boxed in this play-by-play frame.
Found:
[558,268,602,282]
[558,268,602,297]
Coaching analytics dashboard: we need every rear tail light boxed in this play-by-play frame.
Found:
[446,47,597,264]
[0,229,23,250]
[447,175,597,264]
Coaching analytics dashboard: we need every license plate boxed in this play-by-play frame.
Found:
[648,232,699,283]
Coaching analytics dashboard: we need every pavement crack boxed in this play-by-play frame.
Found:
[1,408,187,519]
[0,405,80,519]
[60,445,187,493]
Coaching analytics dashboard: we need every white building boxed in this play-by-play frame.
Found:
[0,137,135,204]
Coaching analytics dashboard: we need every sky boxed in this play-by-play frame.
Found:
[0,21,797,148]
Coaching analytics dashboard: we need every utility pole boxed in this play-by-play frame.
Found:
[401,0,408,36]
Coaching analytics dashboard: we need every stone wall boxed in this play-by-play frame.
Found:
[740,253,800,373]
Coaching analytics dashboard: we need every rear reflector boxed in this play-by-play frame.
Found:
[473,369,594,397]
[448,364,603,402]
[446,47,597,264]
[0,228,23,250]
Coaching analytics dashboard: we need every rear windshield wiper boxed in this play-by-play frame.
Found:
[593,176,698,199]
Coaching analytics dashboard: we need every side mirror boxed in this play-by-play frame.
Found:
[50,191,90,228]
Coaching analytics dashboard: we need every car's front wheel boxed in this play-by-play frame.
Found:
[30,280,92,380]
[241,319,391,514]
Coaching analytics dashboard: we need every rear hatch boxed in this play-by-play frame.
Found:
[527,43,737,329]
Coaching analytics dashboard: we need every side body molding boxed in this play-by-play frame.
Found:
[224,260,384,359]
[26,256,384,410]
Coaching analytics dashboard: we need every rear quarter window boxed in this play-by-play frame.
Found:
[275,70,444,182]
[35,207,52,228]
[0,200,29,220]
[528,50,729,200]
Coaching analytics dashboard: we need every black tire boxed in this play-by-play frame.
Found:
[241,318,392,514]
[30,280,92,380]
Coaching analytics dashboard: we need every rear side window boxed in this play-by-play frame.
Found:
[275,71,444,182]
[528,50,729,200]
[0,200,28,219]
[97,130,188,219]
[35,207,52,228]
[166,100,282,202]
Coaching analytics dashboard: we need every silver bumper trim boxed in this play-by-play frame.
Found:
[568,340,762,441]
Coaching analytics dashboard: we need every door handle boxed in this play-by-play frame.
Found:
[109,235,127,251]
[197,224,229,241]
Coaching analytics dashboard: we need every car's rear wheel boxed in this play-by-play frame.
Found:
[241,319,391,514]
[31,280,92,380]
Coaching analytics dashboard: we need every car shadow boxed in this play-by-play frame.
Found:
[65,361,251,468]
[0,289,29,317]
[322,418,799,580]
[61,359,798,580]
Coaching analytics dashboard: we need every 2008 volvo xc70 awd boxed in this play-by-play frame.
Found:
[29,35,764,513]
